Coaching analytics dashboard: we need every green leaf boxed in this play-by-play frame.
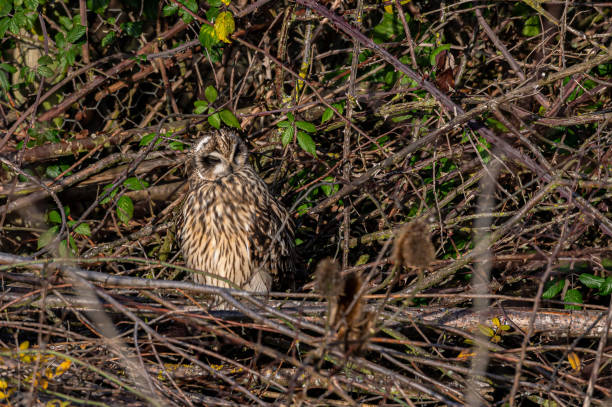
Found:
[38,225,59,249]
[277,121,292,128]
[123,177,149,191]
[199,24,219,49]
[599,277,612,296]
[206,6,219,21]
[116,195,134,224]
[429,44,451,66]
[48,210,62,224]
[0,70,8,91]
[100,184,118,205]
[297,131,316,156]
[59,15,73,30]
[37,65,54,78]
[58,238,74,257]
[486,117,509,133]
[24,0,39,10]
[46,164,63,178]
[333,102,344,115]
[140,133,155,146]
[208,112,221,129]
[54,32,66,48]
[178,8,194,24]
[8,14,20,35]
[542,279,564,299]
[522,15,540,37]
[66,44,80,65]
[121,21,143,37]
[193,100,209,114]
[295,121,316,133]
[320,176,338,196]
[162,4,178,16]
[73,222,91,236]
[372,12,403,43]
[178,0,198,22]
[0,2,11,17]
[579,273,604,289]
[68,234,77,251]
[564,289,583,310]
[296,202,311,215]
[169,141,185,150]
[281,126,294,146]
[66,24,86,43]
[38,55,53,65]
[182,0,198,12]
[101,31,116,47]
[87,0,110,14]
[0,18,10,39]
[220,109,241,129]
[287,112,295,122]
[321,107,333,123]
[13,11,26,30]
[139,133,161,146]
[204,85,218,104]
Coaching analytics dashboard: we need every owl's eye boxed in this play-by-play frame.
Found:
[201,155,221,167]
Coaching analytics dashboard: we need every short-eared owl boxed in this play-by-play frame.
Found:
[179,130,295,293]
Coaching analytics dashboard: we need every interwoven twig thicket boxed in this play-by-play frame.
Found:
[1,0,611,405]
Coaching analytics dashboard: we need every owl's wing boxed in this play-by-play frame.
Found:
[249,195,296,286]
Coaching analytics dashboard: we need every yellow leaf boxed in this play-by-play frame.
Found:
[0,388,14,400]
[0,380,6,390]
[568,352,581,371]
[55,359,71,376]
[221,0,230,5]
[492,317,501,327]
[18,341,32,362]
[457,349,474,360]
[478,324,495,337]
[214,12,235,44]
[384,4,393,13]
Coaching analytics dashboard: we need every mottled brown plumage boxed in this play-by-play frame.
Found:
[179,130,295,293]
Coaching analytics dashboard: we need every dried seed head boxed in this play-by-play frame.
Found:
[334,272,375,354]
[392,219,435,269]
[333,272,364,331]
[315,258,342,298]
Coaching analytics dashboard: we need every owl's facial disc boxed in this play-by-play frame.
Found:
[192,131,249,181]
[196,151,231,180]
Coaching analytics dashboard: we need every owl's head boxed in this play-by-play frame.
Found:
[191,130,249,181]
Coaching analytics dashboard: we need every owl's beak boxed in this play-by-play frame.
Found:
[213,160,232,177]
